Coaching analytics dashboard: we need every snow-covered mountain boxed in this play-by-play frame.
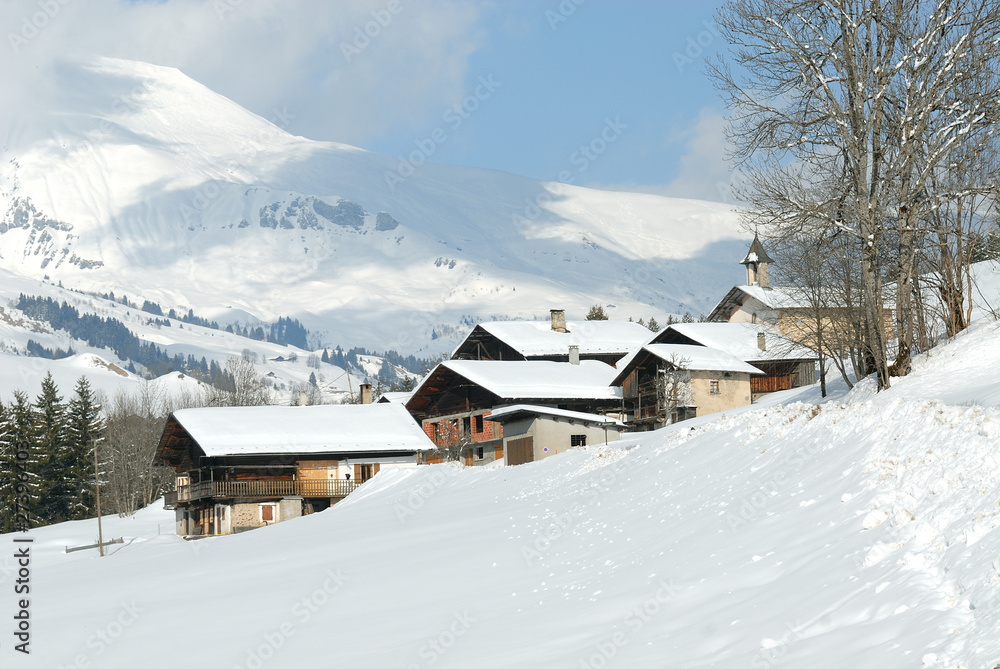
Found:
[1,56,747,356]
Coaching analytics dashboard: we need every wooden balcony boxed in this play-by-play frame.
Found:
[165,479,362,507]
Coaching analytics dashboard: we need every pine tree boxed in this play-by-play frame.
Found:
[647,317,660,332]
[66,377,104,520]
[0,401,14,533]
[33,373,70,525]
[585,305,609,320]
[0,392,41,531]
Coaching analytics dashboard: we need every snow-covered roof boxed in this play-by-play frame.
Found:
[657,323,817,362]
[734,285,811,310]
[461,320,652,357]
[377,391,414,404]
[416,360,622,401]
[634,344,764,375]
[169,404,433,457]
[484,404,626,428]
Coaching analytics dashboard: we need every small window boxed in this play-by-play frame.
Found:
[710,380,720,394]
[474,415,484,433]
[570,435,587,448]
[356,464,374,482]
[476,447,484,459]
[462,416,472,434]
[261,504,274,522]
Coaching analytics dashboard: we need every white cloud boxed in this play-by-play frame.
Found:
[1,0,489,147]
[601,108,736,204]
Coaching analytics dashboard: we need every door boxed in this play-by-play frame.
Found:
[506,436,534,466]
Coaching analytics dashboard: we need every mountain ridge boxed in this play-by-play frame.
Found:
[1,56,748,355]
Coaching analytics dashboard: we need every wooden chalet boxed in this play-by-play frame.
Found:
[405,359,622,466]
[451,309,652,366]
[651,322,817,399]
[153,404,435,536]
[611,344,763,430]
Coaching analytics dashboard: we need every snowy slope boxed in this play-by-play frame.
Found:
[4,319,1000,668]
[1,56,748,354]
[0,268,359,403]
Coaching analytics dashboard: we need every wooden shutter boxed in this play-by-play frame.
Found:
[261,504,273,521]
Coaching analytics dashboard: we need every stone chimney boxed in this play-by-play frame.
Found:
[359,383,372,404]
[569,345,580,365]
[550,309,566,333]
[757,331,766,352]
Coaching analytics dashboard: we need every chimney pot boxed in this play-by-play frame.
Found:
[550,309,566,333]
[569,345,580,365]
[757,331,766,351]
[360,383,373,404]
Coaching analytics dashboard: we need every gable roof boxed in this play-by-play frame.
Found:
[707,285,812,322]
[611,344,764,386]
[653,322,817,362]
[454,320,652,358]
[156,404,432,465]
[483,404,626,428]
[377,391,414,404]
[414,359,622,402]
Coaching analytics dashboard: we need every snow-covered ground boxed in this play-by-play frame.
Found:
[4,318,999,668]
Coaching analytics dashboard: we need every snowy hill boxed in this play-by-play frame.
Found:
[5,319,1000,668]
[1,56,747,355]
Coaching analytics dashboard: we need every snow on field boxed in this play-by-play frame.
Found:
[3,320,999,667]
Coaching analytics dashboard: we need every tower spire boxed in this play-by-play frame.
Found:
[740,233,774,288]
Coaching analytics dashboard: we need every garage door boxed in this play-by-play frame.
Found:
[506,436,534,466]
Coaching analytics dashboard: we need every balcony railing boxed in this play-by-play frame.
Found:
[166,479,362,506]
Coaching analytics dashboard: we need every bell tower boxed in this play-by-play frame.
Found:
[740,233,774,288]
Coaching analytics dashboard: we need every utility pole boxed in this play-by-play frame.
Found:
[93,442,104,557]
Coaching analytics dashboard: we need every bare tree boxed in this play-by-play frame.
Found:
[712,0,1000,388]
[207,356,273,407]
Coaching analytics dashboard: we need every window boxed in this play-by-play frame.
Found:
[462,416,471,435]
[710,380,720,394]
[570,435,587,448]
[356,464,374,482]
[261,504,275,522]
[474,415,484,433]
[476,447,484,459]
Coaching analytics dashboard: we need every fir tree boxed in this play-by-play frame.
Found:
[0,392,40,531]
[66,377,104,520]
[33,373,70,525]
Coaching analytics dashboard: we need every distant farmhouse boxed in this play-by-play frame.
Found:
[154,403,433,536]
[451,309,652,366]
[405,359,622,466]
[650,322,817,398]
[612,343,762,429]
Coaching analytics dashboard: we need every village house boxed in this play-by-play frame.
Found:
[483,405,626,466]
[451,309,652,366]
[153,403,435,536]
[405,359,622,466]
[650,322,817,399]
[610,343,763,430]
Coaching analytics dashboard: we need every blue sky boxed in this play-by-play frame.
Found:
[3,0,732,200]
[361,2,730,196]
